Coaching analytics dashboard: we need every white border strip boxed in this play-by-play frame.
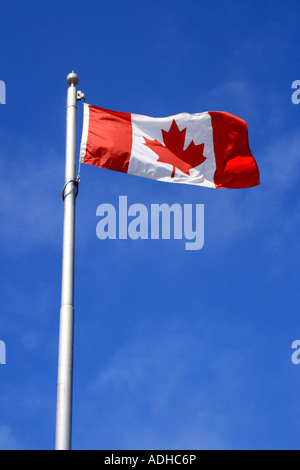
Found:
[79,102,90,163]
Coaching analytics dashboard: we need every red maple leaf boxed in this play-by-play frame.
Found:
[143,119,206,178]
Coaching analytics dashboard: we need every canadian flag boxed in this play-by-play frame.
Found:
[80,104,260,189]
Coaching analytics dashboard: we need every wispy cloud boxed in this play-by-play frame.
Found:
[0,424,23,450]
[72,318,258,450]
[0,135,64,254]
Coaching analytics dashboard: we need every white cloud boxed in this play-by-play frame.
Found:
[72,319,257,450]
[200,121,300,263]
[0,138,64,254]
[0,424,21,450]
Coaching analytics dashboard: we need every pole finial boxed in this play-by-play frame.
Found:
[67,71,79,87]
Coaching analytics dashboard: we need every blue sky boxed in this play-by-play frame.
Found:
[0,0,300,450]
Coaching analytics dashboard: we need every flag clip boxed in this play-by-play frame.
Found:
[77,90,85,102]
[62,180,79,201]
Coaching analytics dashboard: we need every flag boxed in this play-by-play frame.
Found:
[80,103,260,189]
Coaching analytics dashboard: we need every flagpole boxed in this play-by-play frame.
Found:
[55,71,79,450]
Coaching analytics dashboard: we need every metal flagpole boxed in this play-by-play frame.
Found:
[55,71,79,450]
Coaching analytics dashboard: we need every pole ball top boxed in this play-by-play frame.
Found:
[67,71,79,87]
